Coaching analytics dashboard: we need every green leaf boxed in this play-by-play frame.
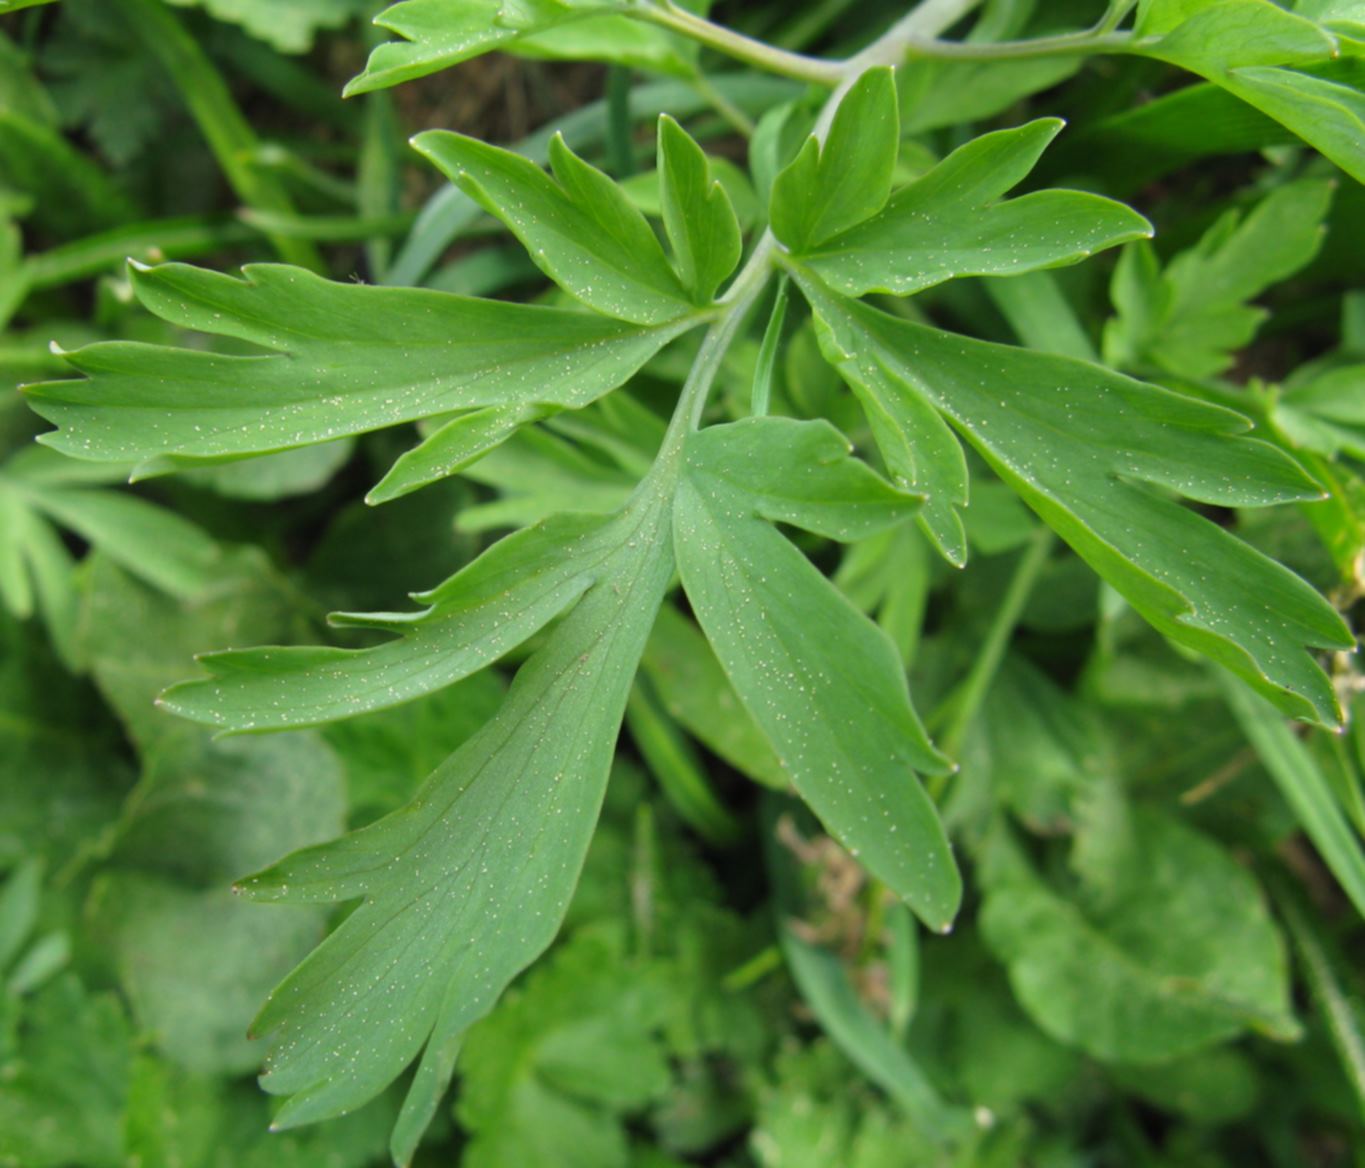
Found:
[368,404,549,505]
[790,120,1152,298]
[0,0,59,11]
[0,611,129,867]
[25,262,691,473]
[1218,62,1365,185]
[1135,3,1365,183]
[801,279,1352,726]
[181,440,355,502]
[981,810,1298,1063]
[0,975,133,1168]
[770,67,899,252]
[73,549,300,753]
[347,0,690,95]
[414,130,695,324]
[898,57,1083,134]
[657,116,742,305]
[89,875,332,1076]
[1299,0,1365,37]
[0,857,41,972]
[114,733,350,889]
[674,417,961,930]
[162,510,625,732]
[323,672,506,821]
[163,0,371,54]
[11,481,221,600]
[234,490,674,1162]
[0,109,137,236]
[1104,178,1333,377]
[1138,0,1337,68]
[456,925,673,1168]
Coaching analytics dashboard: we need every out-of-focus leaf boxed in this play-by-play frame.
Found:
[347,0,693,95]
[981,811,1298,1063]
[164,0,372,55]
[456,925,672,1168]
[1104,179,1333,377]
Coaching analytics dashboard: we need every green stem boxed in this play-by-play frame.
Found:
[640,1,844,85]
[931,526,1055,780]
[902,28,1132,60]
[112,0,322,270]
[647,0,986,461]
[640,0,1136,85]
[723,944,784,991]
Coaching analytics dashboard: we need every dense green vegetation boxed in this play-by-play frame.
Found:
[3,1,1365,1165]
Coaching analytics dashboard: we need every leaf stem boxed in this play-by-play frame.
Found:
[930,526,1055,780]
[901,29,1132,60]
[640,1,845,85]
[640,0,1137,85]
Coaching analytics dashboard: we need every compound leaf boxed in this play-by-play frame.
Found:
[658,115,742,305]
[1105,177,1333,377]
[801,277,1352,726]
[414,130,694,324]
[162,511,622,732]
[234,491,674,1164]
[791,120,1152,298]
[1137,0,1336,68]
[674,417,960,930]
[24,262,691,475]
[770,67,899,252]
[347,0,688,95]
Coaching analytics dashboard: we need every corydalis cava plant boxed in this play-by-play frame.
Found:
[21,3,1356,1163]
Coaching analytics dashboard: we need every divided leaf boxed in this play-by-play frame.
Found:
[1136,3,1365,183]
[347,0,689,96]
[800,276,1352,725]
[770,67,900,252]
[414,130,695,323]
[791,120,1152,298]
[658,115,742,305]
[163,511,621,732]
[235,491,674,1164]
[1137,0,1336,69]
[1105,178,1333,377]
[674,417,961,930]
[24,262,691,475]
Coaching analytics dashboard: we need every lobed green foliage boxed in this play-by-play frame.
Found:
[3,1,1365,1166]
